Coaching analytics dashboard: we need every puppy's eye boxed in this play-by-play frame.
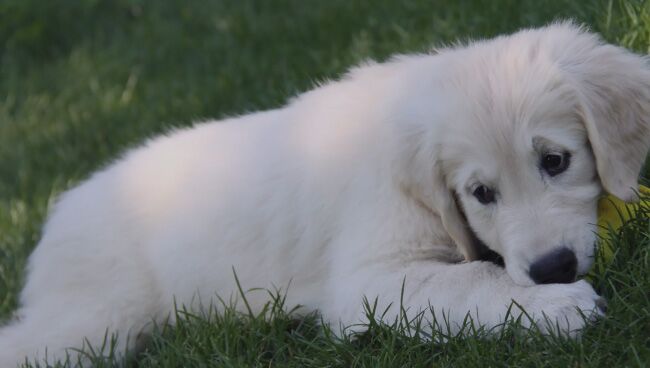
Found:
[473,185,496,205]
[541,152,570,177]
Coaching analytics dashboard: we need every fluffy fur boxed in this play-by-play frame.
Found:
[2,22,650,366]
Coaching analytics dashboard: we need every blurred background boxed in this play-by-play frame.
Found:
[0,1,649,364]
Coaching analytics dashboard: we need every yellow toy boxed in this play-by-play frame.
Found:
[596,184,650,266]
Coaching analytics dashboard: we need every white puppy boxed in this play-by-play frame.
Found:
[2,22,650,366]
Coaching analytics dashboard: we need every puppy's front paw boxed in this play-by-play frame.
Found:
[521,280,605,336]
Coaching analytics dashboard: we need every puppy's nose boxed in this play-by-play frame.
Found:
[528,247,577,284]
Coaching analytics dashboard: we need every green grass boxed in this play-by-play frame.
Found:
[1,0,649,366]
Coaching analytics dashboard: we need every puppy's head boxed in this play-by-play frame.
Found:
[425,23,650,285]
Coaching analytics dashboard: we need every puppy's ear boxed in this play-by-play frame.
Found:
[400,131,480,261]
[431,163,480,261]
[560,33,650,202]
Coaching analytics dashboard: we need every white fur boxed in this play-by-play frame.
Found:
[2,23,650,366]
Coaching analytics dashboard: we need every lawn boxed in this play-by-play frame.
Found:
[1,0,649,366]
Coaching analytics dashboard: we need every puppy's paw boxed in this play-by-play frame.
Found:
[520,280,605,336]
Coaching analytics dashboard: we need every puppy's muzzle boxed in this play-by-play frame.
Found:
[528,247,577,284]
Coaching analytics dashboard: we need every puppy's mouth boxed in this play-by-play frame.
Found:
[474,237,505,267]
[451,190,505,267]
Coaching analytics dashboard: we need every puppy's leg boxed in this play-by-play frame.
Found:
[325,261,604,336]
[0,239,163,367]
[0,288,160,367]
[0,305,144,367]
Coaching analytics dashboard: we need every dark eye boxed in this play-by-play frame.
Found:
[541,152,570,177]
[473,185,496,205]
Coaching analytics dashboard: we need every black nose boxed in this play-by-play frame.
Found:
[528,247,577,284]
